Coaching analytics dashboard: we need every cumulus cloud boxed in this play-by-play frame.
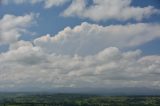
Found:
[0,22,160,91]
[2,0,159,21]
[0,13,37,45]
[0,44,160,90]
[63,0,159,21]
[1,0,160,93]
[44,0,71,8]
[34,22,160,56]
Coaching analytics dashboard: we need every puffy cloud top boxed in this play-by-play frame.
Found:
[0,13,37,45]
[34,22,160,56]
[1,0,159,21]
[0,44,160,90]
[63,0,159,21]
[1,22,160,91]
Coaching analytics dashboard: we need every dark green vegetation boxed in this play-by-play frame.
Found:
[0,93,160,106]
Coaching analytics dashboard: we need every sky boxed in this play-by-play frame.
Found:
[0,0,160,93]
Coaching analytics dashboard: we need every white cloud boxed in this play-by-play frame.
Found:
[0,44,160,90]
[1,42,45,65]
[63,0,159,21]
[9,40,33,50]
[44,0,71,8]
[0,22,160,91]
[1,0,160,93]
[2,0,159,21]
[0,13,37,45]
[34,22,160,56]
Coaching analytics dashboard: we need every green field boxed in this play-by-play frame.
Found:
[0,93,160,106]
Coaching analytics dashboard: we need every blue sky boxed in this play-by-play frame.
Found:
[0,0,160,93]
[1,0,160,54]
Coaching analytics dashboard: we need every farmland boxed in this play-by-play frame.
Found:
[0,93,160,106]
